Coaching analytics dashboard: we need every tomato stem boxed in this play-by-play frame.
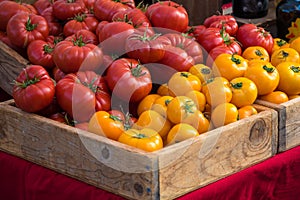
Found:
[263,65,275,73]
[130,63,147,77]
[25,17,37,31]
[291,66,300,73]
[231,82,243,89]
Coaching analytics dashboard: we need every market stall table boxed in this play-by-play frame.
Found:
[0,145,300,200]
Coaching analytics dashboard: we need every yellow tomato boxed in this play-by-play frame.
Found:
[271,48,300,67]
[258,91,289,104]
[185,90,206,112]
[151,95,174,118]
[244,61,280,95]
[211,102,238,128]
[167,96,198,124]
[118,128,163,152]
[238,105,258,120]
[289,36,300,55]
[133,110,172,139]
[166,123,199,146]
[137,94,161,116]
[212,53,248,81]
[157,83,175,96]
[168,71,201,96]
[202,77,232,108]
[88,111,124,141]
[230,77,258,108]
[272,38,290,53]
[242,46,270,62]
[181,109,210,134]
[188,64,214,83]
[276,62,300,95]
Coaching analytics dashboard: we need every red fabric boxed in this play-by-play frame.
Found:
[0,146,300,200]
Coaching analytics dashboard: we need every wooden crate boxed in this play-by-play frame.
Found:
[256,98,300,153]
[0,99,278,199]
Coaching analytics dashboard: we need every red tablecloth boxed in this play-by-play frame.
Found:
[1,146,300,200]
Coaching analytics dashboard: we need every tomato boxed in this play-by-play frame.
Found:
[211,102,238,128]
[40,6,63,36]
[133,110,172,139]
[65,29,99,45]
[290,36,300,55]
[0,31,27,58]
[49,112,70,124]
[272,38,290,53]
[166,96,198,124]
[156,84,174,96]
[276,62,300,95]
[52,0,86,21]
[12,65,55,113]
[118,128,163,152]
[53,37,103,73]
[236,24,274,55]
[151,95,174,118]
[258,91,289,104]
[242,46,270,62]
[185,25,206,39]
[230,77,258,108]
[33,0,53,14]
[244,61,280,95]
[27,39,55,70]
[166,123,199,146]
[0,1,32,31]
[97,21,135,55]
[212,53,248,81]
[185,90,206,112]
[202,77,232,108]
[145,1,189,33]
[63,13,99,37]
[181,110,210,134]
[6,12,49,48]
[238,105,258,120]
[52,66,66,82]
[206,45,242,67]
[125,31,167,64]
[271,48,300,67]
[137,94,161,116]
[105,58,152,102]
[203,15,238,36]
[168,72,201,96]
[188,64,214,84]
[88,110,124,140]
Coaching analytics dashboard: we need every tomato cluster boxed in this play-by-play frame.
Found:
[2,0,300,152]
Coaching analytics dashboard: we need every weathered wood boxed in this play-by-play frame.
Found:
[0,41,29,96]
[256,98,300,153]
[0,100,278,200]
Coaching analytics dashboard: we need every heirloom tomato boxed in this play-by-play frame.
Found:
[206,44,241,67]
[12,65,55,113]
[88,110,124,140]
[145,1,189,33]
[290,37,300,54]
[156,83,174,96]
[133,110,172,139]
[40,6,63,36]
[105,58,152,102]
[166,123,199,146]
[53,37,103,73]
[33,0,53,14]
[93,0,135,22]
[52,0,86,21]
[188,64,214,84]
[236,24,274,55]
[151,95,174,118]
[137,94,161,116]
[185,90,206,112]
[168,72,201,96]
[6,13,49,48]
[276,62,300,95]
[229,77,258,108]
[166,96,198,124]
[258,91,289,104]
[270,48,300,67]
[211,102,238,128]
[244,61,279,95]
[242,46,270,62]
[238,105,258,120]
[118,128,163,152]
[272,38,290,53]
[65,29,99,45]
[212,53,248,81]
[181,110,210,135]
[203,15,238,36]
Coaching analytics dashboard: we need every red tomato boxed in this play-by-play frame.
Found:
[52,38,103,73]
[52,0,86,21]
[93,0,135,22]
[6,13,49,48]
[0,1,32,31]
[145,1,189,33]
[27,39,55,70]
[40,6,63,36]
[0,31,27,58]
[33,0,54,14]
[203,15,238,36]
[52,66,66,82]
[63,13,99,37]
[236,24,274,55]
[105,58,152,102]
[12,65,55,113]
[184,25,206,39]
[65,29,99,45]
